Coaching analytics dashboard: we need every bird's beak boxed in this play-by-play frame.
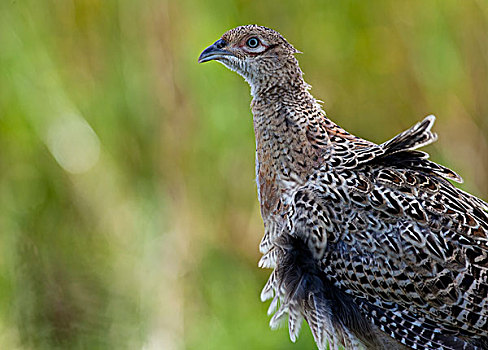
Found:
[198,39,234,63]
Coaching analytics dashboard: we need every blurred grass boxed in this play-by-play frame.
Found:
[0,0,487,349]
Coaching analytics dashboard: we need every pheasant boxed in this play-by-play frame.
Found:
[199,25,488,350]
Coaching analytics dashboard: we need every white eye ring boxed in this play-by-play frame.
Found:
[246,37,260,48]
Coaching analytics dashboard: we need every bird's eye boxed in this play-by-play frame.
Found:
[246,37,260,48]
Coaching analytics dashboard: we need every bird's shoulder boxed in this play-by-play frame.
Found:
[322,115,459,180]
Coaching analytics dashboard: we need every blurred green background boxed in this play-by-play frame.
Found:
[1,0,487,349]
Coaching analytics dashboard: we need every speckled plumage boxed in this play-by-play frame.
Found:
[199,25,488,350]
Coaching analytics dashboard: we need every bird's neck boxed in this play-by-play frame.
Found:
[250,73,331,217]
[248,56,307,98]
[250,66,330,150]
[251,82,330,161]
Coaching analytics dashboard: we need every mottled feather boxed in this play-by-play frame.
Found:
[200,25,488,350]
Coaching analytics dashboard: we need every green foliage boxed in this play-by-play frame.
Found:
[0,0,487,349]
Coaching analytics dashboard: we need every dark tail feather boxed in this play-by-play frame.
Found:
[264,234,380,349]
[372,115,463,182]
[381,115,438,154]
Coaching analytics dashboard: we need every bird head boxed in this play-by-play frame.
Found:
[198,25,302,93]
